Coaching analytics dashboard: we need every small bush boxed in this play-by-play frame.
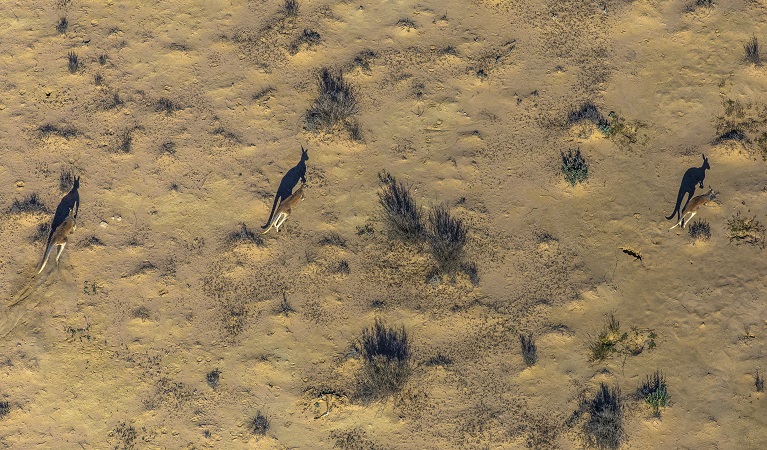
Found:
[32,221,51,243]
[357,320,411,401]
[111,422,137,449]
[567,101,606,127]
[461,261,480,286]
[155,97,178,114]
[227,223,264,246]
[756,370,764,392]
[585,383,623,449]
[250,411,270,436]
[0,400,9,418]
[396,18,417,31]
[290,29,321,54]
[688,219,711,241]
[59,168,75,192]
[305,68,359,136]
[116,129,133,153]
[131,306,151,321]
[318,232,346,247]
[727,212,765,247]
[637,371,669,417]
[39,123,78,139]
[281,0,299,17]
[334,259,351,274]
[67,51,79,73]
[589,314,621,361]
[745,36,760,65]
[56,17,68,34]
[275,292,294,317]
[561,148,589,186]
[206,369,221,388]
[427,204,467,274]
[94,73,104,85]
[98,54,108,65]
[520,333,537,366]
[425,353,453,366]
[378,172,424,241]
[8,193,48,215]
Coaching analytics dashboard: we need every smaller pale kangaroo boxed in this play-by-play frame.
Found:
[669,188,717,230]
[262,184,306,234]
[37,207,77,274]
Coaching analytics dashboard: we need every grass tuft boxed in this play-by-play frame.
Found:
[561,148,589,186]
[688,219,711,241]
[357,320,411,402]
[745,36,760,65]
[8,193,48,215]
[378,171,425,241]
[427,204,467,274]
[67,51,79,73]
[637,370,669,417]
[520,333,537,366]
[585,383,623,449]
[56,17,68,34]
[250,411,270,436]
[727,212,765,247]
[281,0,299,17]
[305,68,359,137]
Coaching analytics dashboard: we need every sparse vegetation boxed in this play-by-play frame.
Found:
[67,50,79,73]
[98,54,108,65]
[110,422,138,450]
[727,212,765,247]
[688,219,711,241]
[427,204,467,274]
[253,86,275,102]
[56,17,68,34]
[8,193,48,215]
[0,400,9,418]
[155,97,178,114]
[589,314,655,361]
[206,369,221,388]
[319,232,346,247]
[227,223,264,246]
[461,261,480,286]
[116,129,133,153]
[378,172,425,241]
[425,353,453,366]
[290,29,321,54]
[357,320,411,402]
[637,371,669,417]
[32,221,51,243]
[520,333,538,366]
[250,411,270,436]
[756,370,764,392]
[281,0,299,17]
[131,306,151,321]
[584,383,623,449]
[334,259,351,274]
[39,123,78,139]
[305,67,360,139]
[561,148,589,186]
[396,18,417,31]
[94,72,104,85]
[275,291,294,317]
[567,102,606,127]
[59,168,75,192]
[745,36,760,65]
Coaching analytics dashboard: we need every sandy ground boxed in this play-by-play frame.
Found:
[0,0,766,448]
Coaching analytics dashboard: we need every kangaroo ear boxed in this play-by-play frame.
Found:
[702,153,707,161]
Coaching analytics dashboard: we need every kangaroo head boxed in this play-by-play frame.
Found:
[702,154,710,170]
[300,146,309,162]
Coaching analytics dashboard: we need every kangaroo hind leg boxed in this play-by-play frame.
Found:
[55,242,67,265]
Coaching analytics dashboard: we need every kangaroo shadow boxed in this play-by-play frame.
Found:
[262,147,308,229]
[666,154,709,222]
[48,176,80,242]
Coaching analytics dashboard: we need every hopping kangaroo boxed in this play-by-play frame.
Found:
[666,154,710,222]
[262,184,305,234]
[262,147,308,229]
[37,175,80,274]
[669,188,717,230]
[37,207,77,274]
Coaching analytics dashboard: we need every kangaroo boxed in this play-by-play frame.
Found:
[669,188,717,230]
[37,207,77,274]
[262,147,308,229]
[262,184,305,234]
[666,154,710,222]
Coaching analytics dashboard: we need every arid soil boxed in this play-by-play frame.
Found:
[1,0,766,448]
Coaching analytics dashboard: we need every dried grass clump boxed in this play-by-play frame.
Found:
[584,383,623,449]
[356,320,411,402]
[727,212,765,247]
[305,68,360,139]
[378,172,424,241]
[427,204,467,274]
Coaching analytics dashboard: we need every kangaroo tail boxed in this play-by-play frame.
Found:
[665,190,685,220]
[36,242,55,275]
[261,195,281,229]
[261,221,274,235]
